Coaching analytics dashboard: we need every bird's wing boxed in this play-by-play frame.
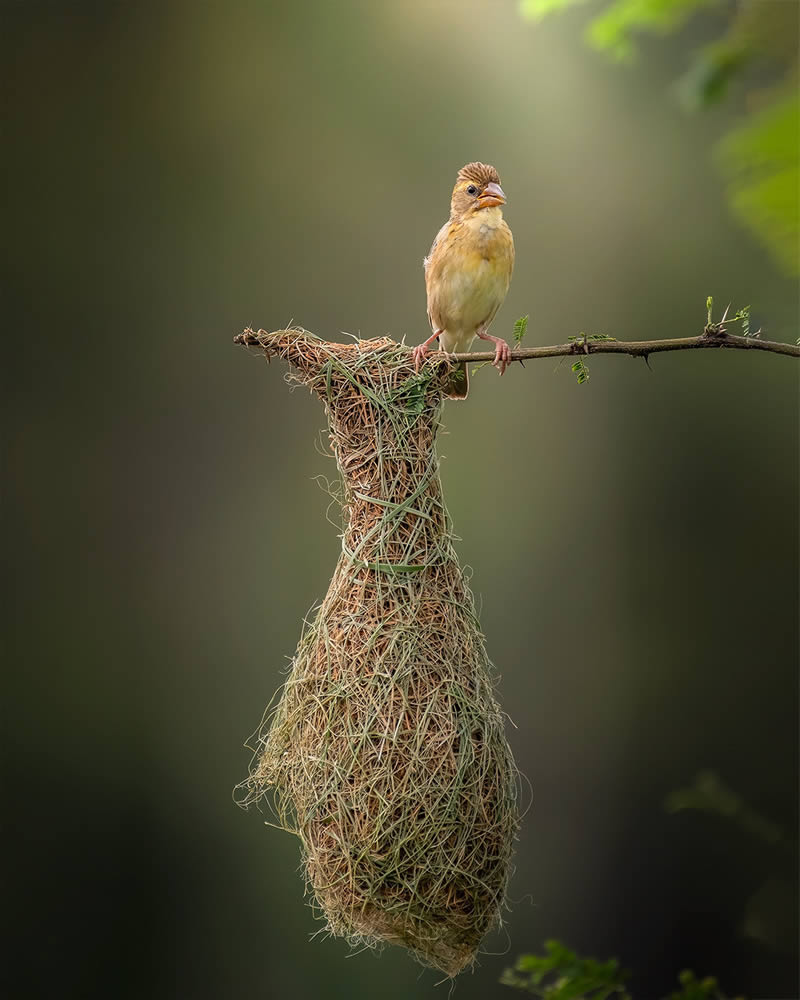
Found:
[503,220,515,278]
[423,219,451,274]
[424,219,454,333]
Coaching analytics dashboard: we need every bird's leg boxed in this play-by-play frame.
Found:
[412,330,443,371]
[476,328,511,375]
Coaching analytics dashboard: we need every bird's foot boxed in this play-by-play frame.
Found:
[493,339,511,374]
[477,334,511,375]
[413,332,443,371]
[412,343,431,372]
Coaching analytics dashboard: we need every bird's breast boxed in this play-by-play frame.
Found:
[426,213,513,343]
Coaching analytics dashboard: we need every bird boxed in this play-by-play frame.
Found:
[413,162,515,399]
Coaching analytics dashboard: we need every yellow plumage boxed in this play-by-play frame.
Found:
[414,162,515,398]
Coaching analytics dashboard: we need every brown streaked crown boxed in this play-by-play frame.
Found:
[456,162,501,186]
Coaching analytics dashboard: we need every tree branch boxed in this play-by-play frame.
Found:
[235,327,800,364]
[457,329,799,362]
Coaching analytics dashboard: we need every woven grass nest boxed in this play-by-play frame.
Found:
[236,329,520,976]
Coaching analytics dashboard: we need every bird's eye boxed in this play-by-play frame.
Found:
[466,184,478,196]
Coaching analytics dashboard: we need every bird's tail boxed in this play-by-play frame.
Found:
[445,361,469,399]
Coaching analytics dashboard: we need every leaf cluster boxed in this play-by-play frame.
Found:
[501,940,745,1000]
[500,939,630,999]
[704,296,757,338]
[518,0,799,275]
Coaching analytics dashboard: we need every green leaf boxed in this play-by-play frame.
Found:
[518,0,798,276]
[717,92,799,276]
[513,314,530,346]
[571,358,590,384]
[729,304,751,335]
[586,0,719,63]
[501,940,742,999]
[501,939,630,998]
[676,39,750,110]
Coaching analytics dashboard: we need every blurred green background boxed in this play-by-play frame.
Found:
[5,2,797,998]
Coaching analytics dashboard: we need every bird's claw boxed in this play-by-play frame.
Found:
[492,339,512,376]
[412,343,430,372]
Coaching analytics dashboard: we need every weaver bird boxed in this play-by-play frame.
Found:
[413,162,515,399]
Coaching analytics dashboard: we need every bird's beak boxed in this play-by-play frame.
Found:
[478,182,506,208]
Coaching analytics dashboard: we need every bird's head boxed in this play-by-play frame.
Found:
[450,162,506,220]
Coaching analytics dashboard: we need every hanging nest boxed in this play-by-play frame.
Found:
[236,328,519,977]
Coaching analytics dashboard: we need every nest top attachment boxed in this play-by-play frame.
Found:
[235,326,457,400]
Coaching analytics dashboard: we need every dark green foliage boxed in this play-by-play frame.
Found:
[718,93,799,276]
[500,939,630,998]
[676,39,750,109]
[501,940,744,1000]
[666,969,745,1000]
